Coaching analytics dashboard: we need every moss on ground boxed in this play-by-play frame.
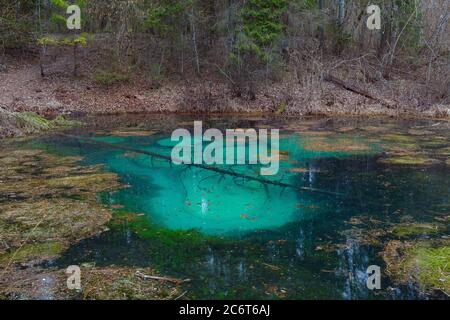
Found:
[379,155,439,166]
[390,223,444,238]
[300,134,373,154]
[382,240,450,295]
[0,242,63,266]
[0,107,81,138]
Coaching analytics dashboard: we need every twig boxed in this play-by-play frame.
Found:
[174,290,188,300]
[214,63,235,85]
[135,271,191,285]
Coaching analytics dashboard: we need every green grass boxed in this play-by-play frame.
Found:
[413,245,450,293]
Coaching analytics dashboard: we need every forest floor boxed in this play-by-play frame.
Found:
[0,53,449,138]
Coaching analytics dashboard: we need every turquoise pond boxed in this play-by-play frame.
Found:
[86,131,380,236]
[33,115,449,299]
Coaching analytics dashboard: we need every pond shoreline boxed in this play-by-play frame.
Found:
[1,56,449,139]
[1,110,450,140]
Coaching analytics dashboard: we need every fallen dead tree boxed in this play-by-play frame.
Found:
[324,74,395,109]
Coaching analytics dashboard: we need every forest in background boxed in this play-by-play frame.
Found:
[0,0,449,117]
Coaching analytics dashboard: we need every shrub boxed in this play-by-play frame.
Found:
[93,70,131,87]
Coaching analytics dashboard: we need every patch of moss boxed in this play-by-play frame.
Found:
[300,134,373,154]
[0,108,81,138]
[93,70,130,87]
[379,155,439,166]
[382,240,450,295]
[0,242,63,266]
[51,115,82,128]
[390,223,443,238]
[381,134,417,144]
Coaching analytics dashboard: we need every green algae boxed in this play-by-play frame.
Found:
[108,210,226,263]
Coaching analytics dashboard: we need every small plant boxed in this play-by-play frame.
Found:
[277,101,287,114]
[93,70,131,87]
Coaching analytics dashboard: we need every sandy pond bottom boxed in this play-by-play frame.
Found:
[1,115,449,299]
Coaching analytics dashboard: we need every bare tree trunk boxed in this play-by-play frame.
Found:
[335,0,346,54]
[40,45,46,77]
[180,33,184,75]
[318,0,325,49]
[190,9,200,75]
[338,0,345,25]
[73,43,79,76]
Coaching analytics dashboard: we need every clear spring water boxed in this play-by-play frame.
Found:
[36,115,449,299]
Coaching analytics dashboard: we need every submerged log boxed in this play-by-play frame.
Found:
[58,133,343,197]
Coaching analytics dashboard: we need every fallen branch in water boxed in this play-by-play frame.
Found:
[135,271,191,285]
[58,133,343,198]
